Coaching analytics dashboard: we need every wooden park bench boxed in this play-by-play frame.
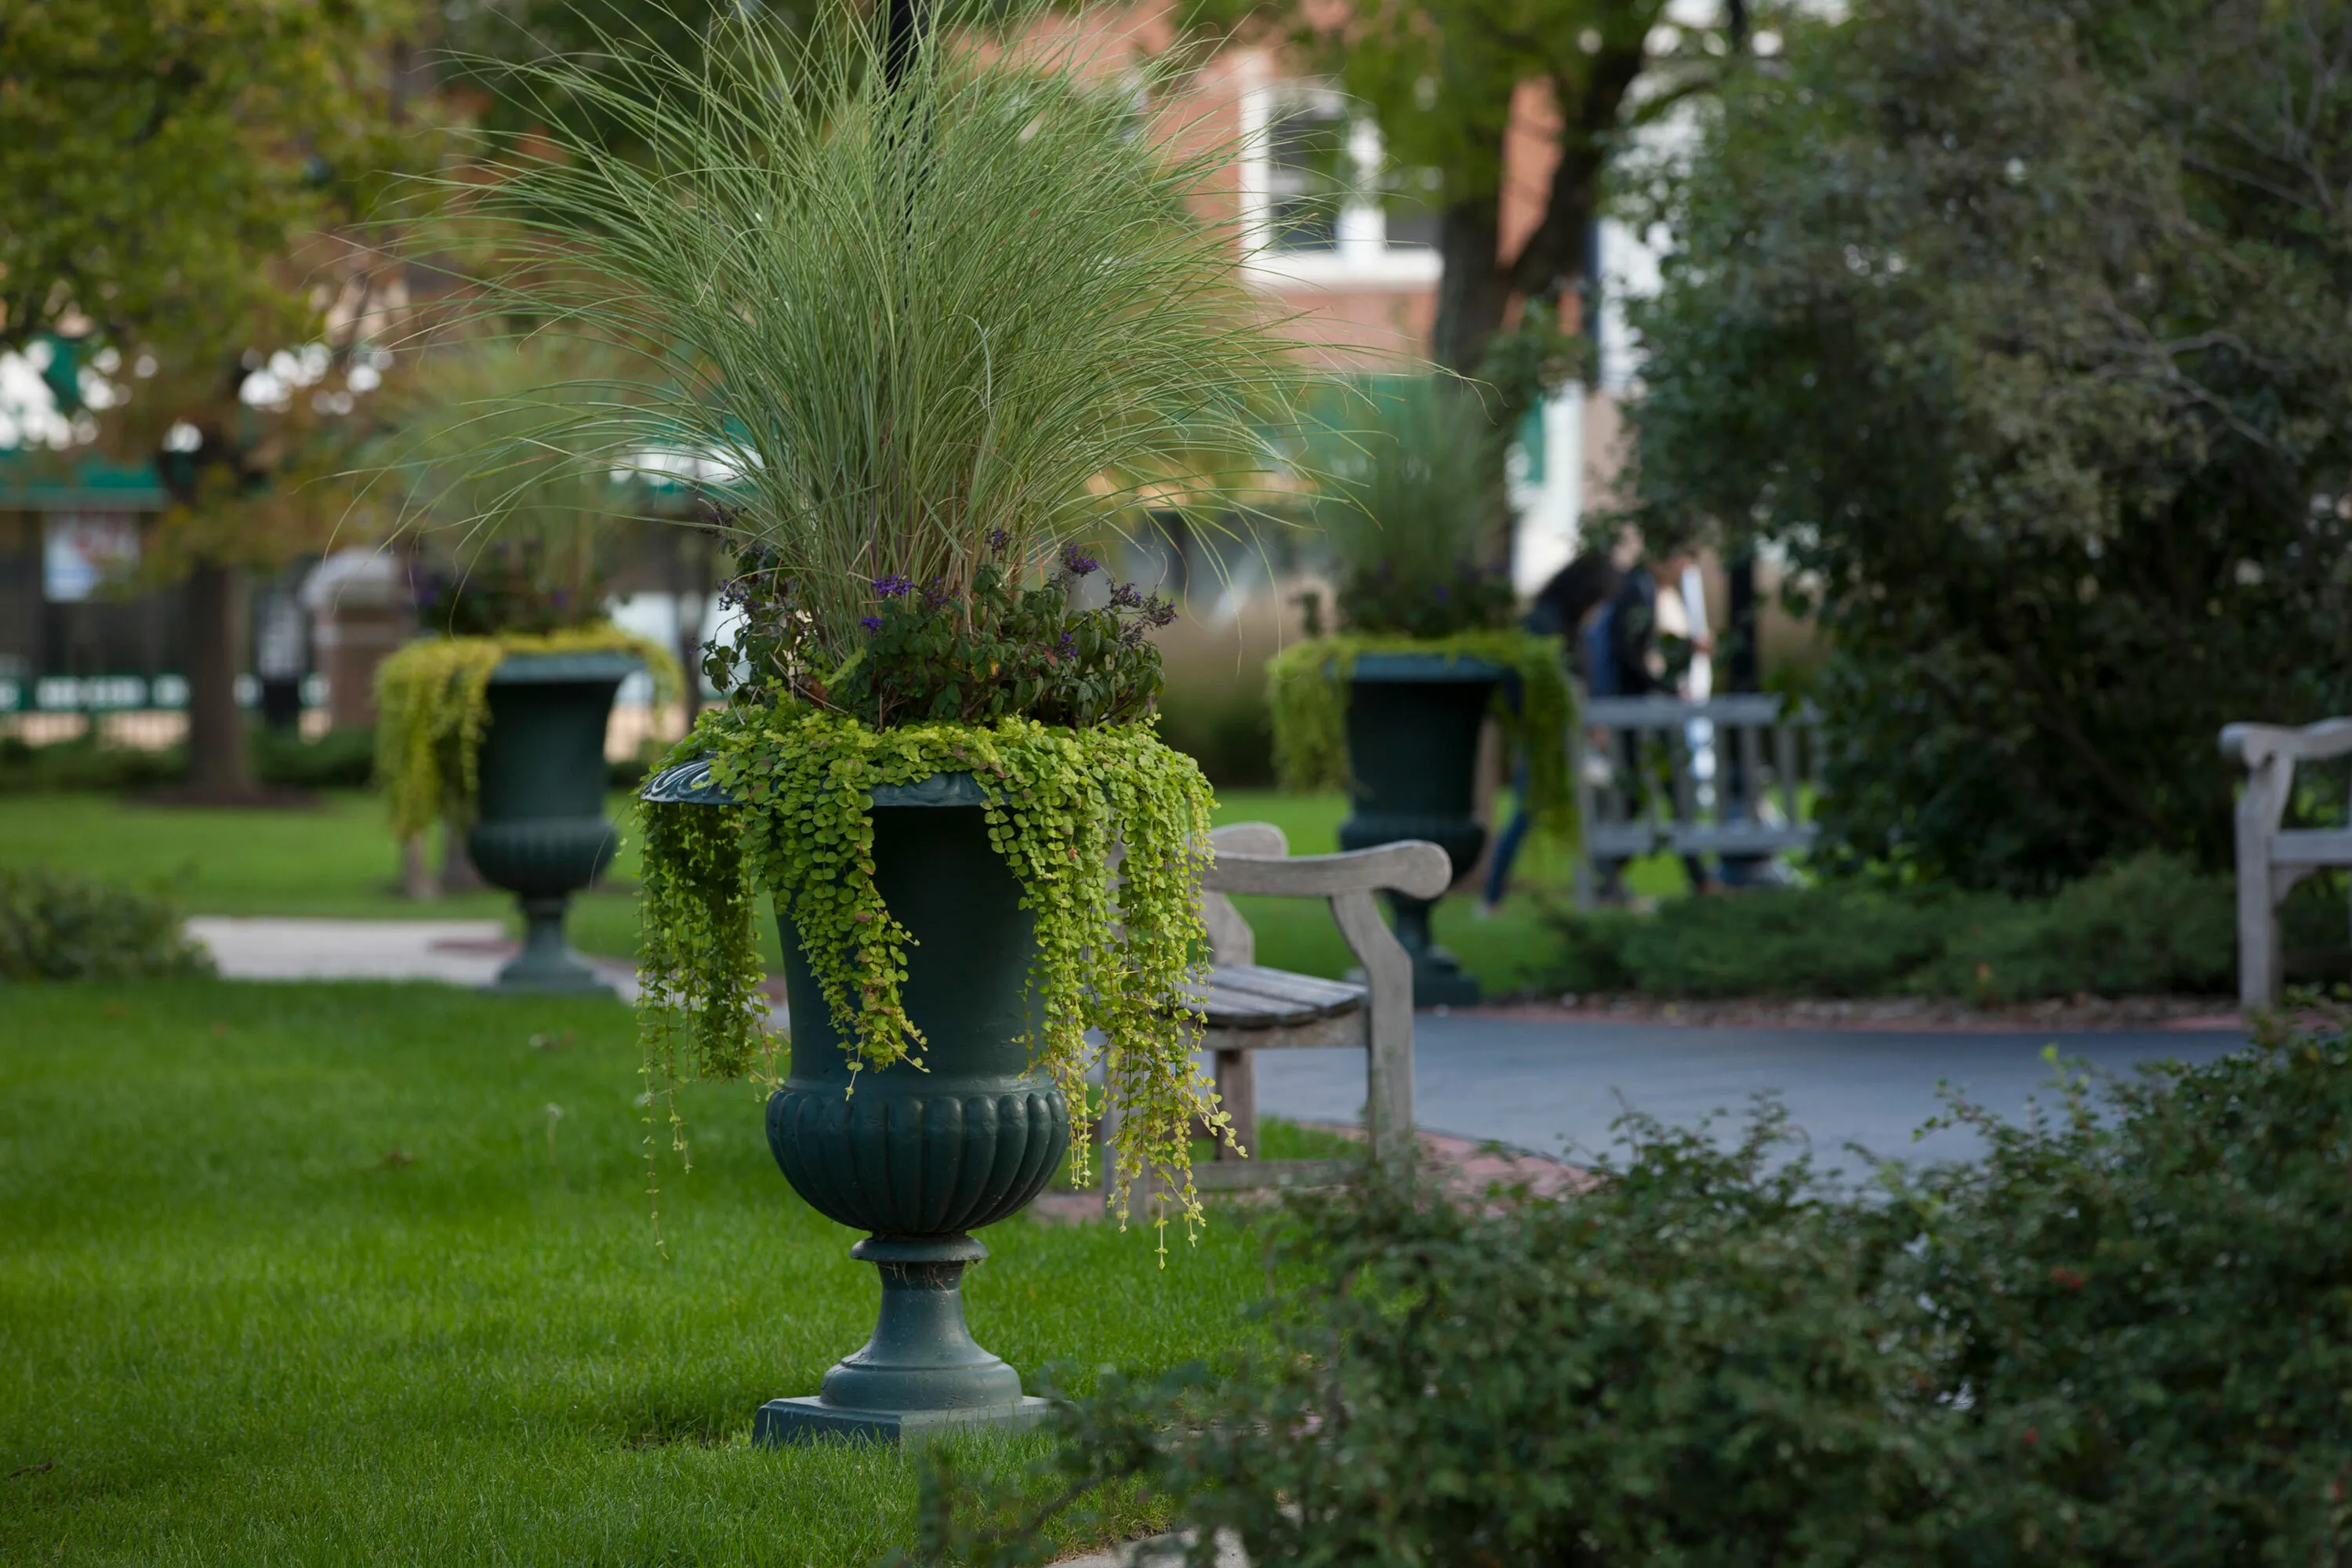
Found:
[2221,718,2352,1009]
[1102,822,1451,1194]
[1571,693,1822,907]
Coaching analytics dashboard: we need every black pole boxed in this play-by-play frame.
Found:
[884,0,929,90]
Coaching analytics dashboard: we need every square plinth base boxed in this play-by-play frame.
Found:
[753,1396,1053,1447]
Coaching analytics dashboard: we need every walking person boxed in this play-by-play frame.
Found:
[1477,553,1621,915]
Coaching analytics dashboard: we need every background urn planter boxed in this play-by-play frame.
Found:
[1336,651,1508,1007]
[466,651,640,996]
[641,761,1069,1445]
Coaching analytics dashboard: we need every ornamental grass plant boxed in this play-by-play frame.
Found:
[1267,379,1577,839]
[368,342,683,843]
[434,1,1316,1230]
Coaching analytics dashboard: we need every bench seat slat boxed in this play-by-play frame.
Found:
[2271,829,2352,868]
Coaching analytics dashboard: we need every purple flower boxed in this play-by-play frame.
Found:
[1054,631,1076,659]
[1143,593,1178,628]
[985,527,1011,554]
[1059,544,1098,578]
[923,575,955,608]
[873,574,913,599]
[860,615,883,633]
[1109,581,1145,609]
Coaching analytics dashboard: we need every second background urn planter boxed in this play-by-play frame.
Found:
[469,650,641,996]
[643,762,1068,1445]
[1337,651,1508,1007]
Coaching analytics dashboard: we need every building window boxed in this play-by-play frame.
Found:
[1240,66,1442,286]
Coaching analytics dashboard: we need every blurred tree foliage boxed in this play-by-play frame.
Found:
[0,0,445,796]
[1178,0,1738,375]
[1621,0,2352,891]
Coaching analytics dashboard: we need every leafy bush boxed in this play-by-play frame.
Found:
[1154,679,1272,789]
[1545,851,2285,1002]
[921,1021,2352,1565]
[1621,0,2352,891]
[0,732,186,793]
[0,865,214,981]
[250,725,374,789]
[1,725,374,793]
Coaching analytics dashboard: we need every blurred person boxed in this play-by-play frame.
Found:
[1477,553,1622,914]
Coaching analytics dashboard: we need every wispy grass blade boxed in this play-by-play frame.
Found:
[426,1,1312,658]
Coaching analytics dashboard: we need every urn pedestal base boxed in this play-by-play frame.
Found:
[753,1396,1053,1447]
[1383,893,1482,1008]
[752,1235,1046,1449]
[489,894,615,998]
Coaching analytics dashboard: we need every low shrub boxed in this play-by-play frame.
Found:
[0,732,186,793]
[0,865,215,981]
[0,724,376,793]
[920,1019,2352,1565]
[1156,681,1273,789]
[251,725,375,789]
[1544,851,2317,1001]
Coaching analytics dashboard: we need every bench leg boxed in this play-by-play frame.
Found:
[1213,1047,1257,1160]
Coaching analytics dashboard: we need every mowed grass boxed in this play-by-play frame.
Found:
[0,982,1282,1566]
[0,784,1663,993]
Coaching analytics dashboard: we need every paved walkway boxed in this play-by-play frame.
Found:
[186,917,2249,1167]
[186,916,641,996]
[1255,1011,2248,1170]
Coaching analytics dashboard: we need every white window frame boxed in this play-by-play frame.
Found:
[1236,54,1442,290]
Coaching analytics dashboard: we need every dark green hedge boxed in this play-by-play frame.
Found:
[924,1020,2352,1565]
[1543,852,2340,1003]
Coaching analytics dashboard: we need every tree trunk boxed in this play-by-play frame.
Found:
[1431,197,1515,376]
[184,557,256,797]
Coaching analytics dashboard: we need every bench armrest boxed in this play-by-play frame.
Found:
[2221,718,2352,769]
[1203,840,1452,900]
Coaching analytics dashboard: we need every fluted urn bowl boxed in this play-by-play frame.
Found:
[1336,651,1507,1007]
[469,650,641,996]
[639,761,1069,1445]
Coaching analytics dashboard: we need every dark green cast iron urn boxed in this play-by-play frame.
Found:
[468,650,641,996]
[641,761,1069,1446]
[1336,651,1507,1007]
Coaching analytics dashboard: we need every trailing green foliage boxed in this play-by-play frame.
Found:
[373,625,681,840]
[637,704,1221,1234]
[923,1019,2352,1565]
[1545,851,2278,1002]
[1265,631,1576,842]
[1621,0,2352,891]
[0,863,214,980]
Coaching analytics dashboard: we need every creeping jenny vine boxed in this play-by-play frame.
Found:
[1266,630,1581,844]
[374,625,681,840]
[636,702,1225,1244]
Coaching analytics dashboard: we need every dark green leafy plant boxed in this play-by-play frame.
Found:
[0,865,215,981]
[710,535,1178,731]
[1546,851,2254,1003]
[1619,0,2352,892]
[920,1018,2352,1565]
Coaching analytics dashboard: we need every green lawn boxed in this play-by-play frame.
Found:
[0,982,1286,1565]
[0,786,1662,994]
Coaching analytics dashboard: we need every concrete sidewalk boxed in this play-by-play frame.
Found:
[186,916,641,997]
